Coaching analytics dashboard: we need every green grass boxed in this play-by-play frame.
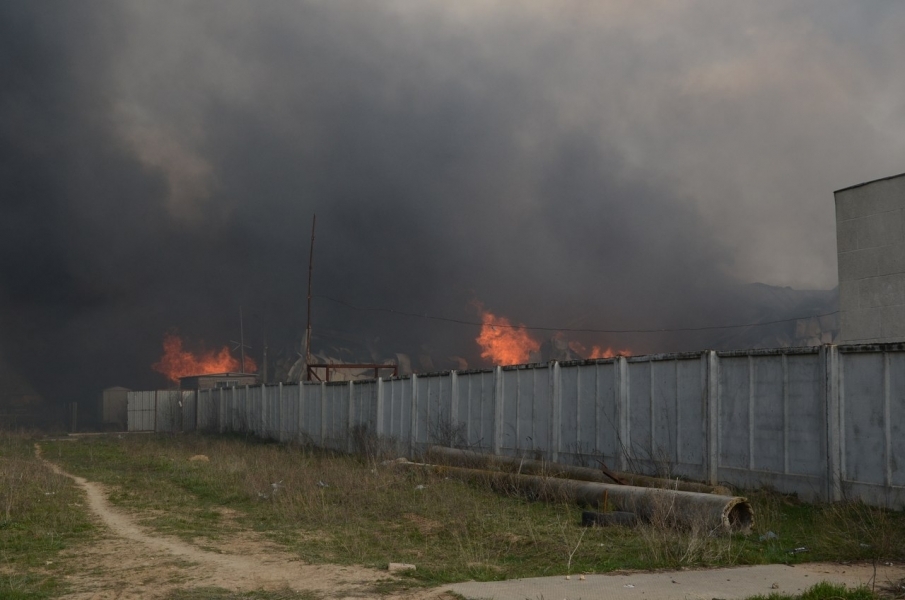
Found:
[0,431,97,599]
[746,582,878,600]
[40,433,905,587]
[164,586,320,600]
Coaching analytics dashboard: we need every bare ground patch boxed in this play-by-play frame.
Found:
[36,444,446,600]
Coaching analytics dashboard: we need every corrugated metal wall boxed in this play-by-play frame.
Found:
[127,390,195,433]
[129,344,905,508]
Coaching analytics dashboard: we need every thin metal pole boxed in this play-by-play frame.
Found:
[305,214,317,380]
[262,333,268,384]
[239,306,246,373]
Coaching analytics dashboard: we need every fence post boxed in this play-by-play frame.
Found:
[450,370,459,436]
[297,383,305,443]
[260,384,267,438]
[278,382,284,441]
[217,388,226,433]
[320,382,327,448]
[410,374,419,457]
[492,366,504,455]
[614,357,630,471]
[823,345,842,502]
[748,355,755,471]
[347,381,355,454]
[884,350,893,491]
[705,351,720,486]
[550,362,562,463]
[244,385,251,434]
[376,377,385,437]
[782,353,790,475]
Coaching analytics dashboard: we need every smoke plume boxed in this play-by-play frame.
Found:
[2,1,900,415]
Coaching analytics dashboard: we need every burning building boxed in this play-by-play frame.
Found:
[153,333,259,389]
[178,372,258,390]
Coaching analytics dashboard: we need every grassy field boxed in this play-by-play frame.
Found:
[34,432,905,590]
[0,431,97,600]
[3,429,904,598]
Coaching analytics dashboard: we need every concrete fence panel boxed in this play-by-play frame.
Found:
[129,343,905,508]
[455,370,495,450]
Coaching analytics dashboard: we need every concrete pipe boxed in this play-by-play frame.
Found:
[425,446,732,496]
[401,462,754,534]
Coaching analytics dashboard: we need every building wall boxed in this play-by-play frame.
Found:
[180,374,258,390]
[836,173,905,343]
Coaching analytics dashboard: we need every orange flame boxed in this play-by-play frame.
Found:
[475,307,540,366]
[588,345,631,359]
[152,333,257,384]
[569,341,632,359]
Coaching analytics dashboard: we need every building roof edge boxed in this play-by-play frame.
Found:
[835,171,905,194]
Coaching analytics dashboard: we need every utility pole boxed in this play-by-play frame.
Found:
[262,333,268,384]
[305,214,316,381]
[239,306,246,373]
[231,308,252,374]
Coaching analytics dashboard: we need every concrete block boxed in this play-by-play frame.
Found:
[836,219,859,253]
[835,193,861,223]
[879,304,905,339]
[839,280,860,313]
[859,215,879,248]
[840,308,882,343]
[838,248,879,282]
[837,176,905,225]
[844,185,880,218]
[860,213,893,248]
[873,176,905,212]
[876,209,905,246]
[876,243,905,276]
[859,275,904,308]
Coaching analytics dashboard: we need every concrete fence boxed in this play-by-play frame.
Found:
[128,344,905,508]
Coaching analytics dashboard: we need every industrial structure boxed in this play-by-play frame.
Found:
[178,372,258,390]
[836,171,905,343]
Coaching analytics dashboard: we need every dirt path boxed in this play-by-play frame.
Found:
[35,444,448,600]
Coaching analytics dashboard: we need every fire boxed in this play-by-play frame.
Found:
[588,345,630,359]
[475,306,540,366]
[569,341,632,360]
[152,333,257,384]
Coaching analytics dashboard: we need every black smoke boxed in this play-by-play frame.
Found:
[2,2,871,417]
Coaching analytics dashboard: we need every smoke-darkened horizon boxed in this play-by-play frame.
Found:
[1,2,898,412]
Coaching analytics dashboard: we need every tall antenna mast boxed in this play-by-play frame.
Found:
[305,214,317,380]
[239,306,246,373]
[262,331,268,384]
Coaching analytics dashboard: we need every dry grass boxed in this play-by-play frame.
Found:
[39,433,905,587]
[633,486,742,567]
[0,430,96,599]
[813,500,905,574]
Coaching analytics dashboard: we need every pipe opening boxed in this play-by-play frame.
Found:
[725,499,755,533]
